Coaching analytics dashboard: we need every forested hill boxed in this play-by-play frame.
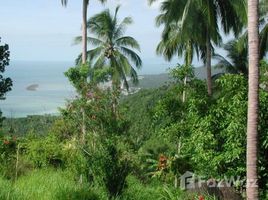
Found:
[1,66,223,135]
[1,87,167,136]
[134,66,223,89]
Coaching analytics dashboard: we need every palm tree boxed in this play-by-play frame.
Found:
[61,0,107,147]
[74,6,142,112]
[61,0,106,64]
[246,0,260,199]
[214,36,248,75]
[156,21,205,102]
[214,0,268,77]
[154,1,208,104]
[149,0,246,96]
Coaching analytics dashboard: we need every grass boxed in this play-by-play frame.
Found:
[0,177,13,200]
[119,176,189,200]
[0,169,99,200]
[0,170,217,200]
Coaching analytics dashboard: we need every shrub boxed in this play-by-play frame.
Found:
[102,141,132,199]
[0,135,18,179]
[25,134,64,168]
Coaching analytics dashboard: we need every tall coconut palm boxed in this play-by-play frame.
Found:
[156,20,206,102]
[74,6,142,112]
[61,0,106,146]
[149,0,246,96]
[61,0,106,64]
[247,0,260,199]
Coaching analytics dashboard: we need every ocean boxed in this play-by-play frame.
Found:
[0,61,76,117]
[0,60,174,117]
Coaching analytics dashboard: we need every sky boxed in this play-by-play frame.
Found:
[0,0,171,63]
[0,0,233,68]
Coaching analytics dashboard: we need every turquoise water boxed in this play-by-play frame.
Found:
[0,60,174,117]
[0,61,76,117]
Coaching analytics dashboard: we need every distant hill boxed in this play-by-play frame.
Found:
[134,66,224,89]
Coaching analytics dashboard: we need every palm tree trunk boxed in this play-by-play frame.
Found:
[82,0,88,64]
[206,32,212,96]
[246,0,260,199]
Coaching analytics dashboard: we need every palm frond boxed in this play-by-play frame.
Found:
[80,6,142,90]
[73,36,104,46]
[260,24,268,59]
[119,47,142,68]
[61,0,68,6]
[87,47,103,60]
[75,47,103,65]
[98,0,107,4]
[115,36,140,51]
[130,67,139,86]
[114,17,133,39]
[93,54,106,69]
[213,53,234,72]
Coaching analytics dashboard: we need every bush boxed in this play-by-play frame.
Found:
[0,135,18,179]
[101,141,132,199]
[25,134,64,168]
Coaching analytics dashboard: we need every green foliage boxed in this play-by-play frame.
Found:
[25,134,64,168]
[0,177,13,199]
[3,55,268,199]
[170,64,195,83]
[4,0,268,198]
[75,6,142,90]
[2,115,58,136]
[0,38,12,100]
[49,82,133,197]
[119,176,196,200]
[182,74,248,177]
[0,169,100,200]
[120,88,167,150]
[65,63,110,93]
[214,35,248,75]
[101,140,131,198]
[59,87,128,139]
[0,135,18,179]
[0,38,12,126]
[4,69,268,198]
[158,186,189,200]
[65,64,89,93]
[260,60,268,89]
[119,176,163,200]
